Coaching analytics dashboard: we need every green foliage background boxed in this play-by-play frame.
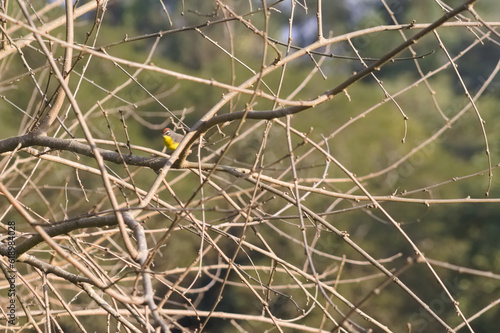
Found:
[1,0,499,332]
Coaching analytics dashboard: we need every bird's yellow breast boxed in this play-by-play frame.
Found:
[163,135,179,150]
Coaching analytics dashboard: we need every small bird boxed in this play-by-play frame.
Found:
[162,128,185,151]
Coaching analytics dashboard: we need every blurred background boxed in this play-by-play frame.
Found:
[0,0,499,332]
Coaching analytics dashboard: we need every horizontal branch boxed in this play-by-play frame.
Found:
[2,134,497,206]
[0,215,119,257]
[0,134,166,170]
